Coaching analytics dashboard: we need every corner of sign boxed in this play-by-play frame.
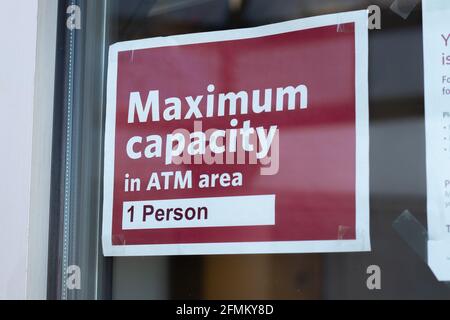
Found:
[108,42,123,59]
[427,239,450,282]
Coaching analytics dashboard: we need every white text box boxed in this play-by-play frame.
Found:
[122,195,275,230]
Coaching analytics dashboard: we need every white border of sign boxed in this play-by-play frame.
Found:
[423,0,450,281]
[102,10,370,256]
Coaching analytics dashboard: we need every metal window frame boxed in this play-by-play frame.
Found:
[47,0,112,300]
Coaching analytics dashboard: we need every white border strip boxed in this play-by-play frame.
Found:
[102,10,370,256]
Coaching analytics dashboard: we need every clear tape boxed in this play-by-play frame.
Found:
[390,0,420,19]
[392,210,428,262]
[337,225,351,239]
[336,22,354,33]
[393,211,450,285]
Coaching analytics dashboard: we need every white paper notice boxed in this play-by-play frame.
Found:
[423,0,450,281]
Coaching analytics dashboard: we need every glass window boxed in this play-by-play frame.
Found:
[47,0,450,300]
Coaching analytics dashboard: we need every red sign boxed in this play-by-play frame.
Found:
[102,11,370,256]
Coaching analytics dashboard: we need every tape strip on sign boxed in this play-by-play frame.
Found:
[423,0,450,281]
[102,10,370,256]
